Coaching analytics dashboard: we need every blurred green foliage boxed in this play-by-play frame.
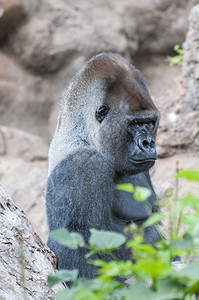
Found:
[170,44,183,66]
[48,169,199,300]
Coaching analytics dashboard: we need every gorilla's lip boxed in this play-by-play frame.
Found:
[129,158,156,164]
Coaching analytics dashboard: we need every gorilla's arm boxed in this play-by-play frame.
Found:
[46,149,114,278]
[114,172,161,245]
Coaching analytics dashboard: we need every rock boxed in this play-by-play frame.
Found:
[181,4,199,112]
[157,4,199,157]
[0,51,87,141]
[7,0,131,73]
[0,184,56,300]
[1,0,196,142]
[0,0,27,39]
[0,52,55,142]
[0,126,48,161]
[135,55,182,98]
[7,0,198,73]
[0,127,48,241]
[126,0,198,55]
[0,1,197,142]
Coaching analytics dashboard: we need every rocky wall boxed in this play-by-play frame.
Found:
[0,0,198,141]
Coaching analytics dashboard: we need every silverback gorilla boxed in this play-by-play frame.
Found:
[46,53,161,279]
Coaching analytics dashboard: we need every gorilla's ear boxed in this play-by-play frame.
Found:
[95,104,110,123]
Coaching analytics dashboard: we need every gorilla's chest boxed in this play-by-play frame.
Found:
[113,173,156,223]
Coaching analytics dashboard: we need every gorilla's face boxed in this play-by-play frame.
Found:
[95,65,160,176]
[121,111,159,175]
[96,109,159,175]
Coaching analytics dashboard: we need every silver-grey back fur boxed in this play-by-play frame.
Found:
[49,57,109,174]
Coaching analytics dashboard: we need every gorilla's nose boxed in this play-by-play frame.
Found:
[138,135,156,154]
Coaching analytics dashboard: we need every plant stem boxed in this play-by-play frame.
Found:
[174,161,180,237]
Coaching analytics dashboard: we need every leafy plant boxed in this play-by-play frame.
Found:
[169,44,183,67]
[48,169,199,300]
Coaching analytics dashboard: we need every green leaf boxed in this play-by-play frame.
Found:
[170,234,194,251]
[125,282,155,300]
[54,288,77,300]
[75,289,97,300]
[176,169,199,182]
[123,279,185,300]
[134,258,171,279]
[170,45,183,66]
[48,269,78,288]
[173,262,199,280]
[185,281,199,295]
[180,193,199,211]
[170,56,182,66]
[182,215,199,235]
[143,213,165,228]
[134,186,151,201]
[75,277,121,295]
[95,260,134,277]
[174,44,183,55]
[49,228,85,249]
[73,278,102,290]
[116,183,134,193]
[175,75,181,82]
[89,229,126,253]
[156,278,184,299]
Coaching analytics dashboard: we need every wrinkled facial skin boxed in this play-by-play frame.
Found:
[95,62,160,176]
[98,112,159,176]
[123,111,159,175]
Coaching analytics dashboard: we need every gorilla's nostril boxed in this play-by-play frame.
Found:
[142,140,150,149]
[138,136,155,152]
[143,139,150,149]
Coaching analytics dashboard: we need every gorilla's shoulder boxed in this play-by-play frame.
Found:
[50,149,113,178]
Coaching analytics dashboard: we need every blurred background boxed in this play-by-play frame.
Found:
[0,0,199,241]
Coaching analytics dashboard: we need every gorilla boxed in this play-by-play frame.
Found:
[46,53,161,280]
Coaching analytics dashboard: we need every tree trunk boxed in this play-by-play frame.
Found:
[0,184,57,300]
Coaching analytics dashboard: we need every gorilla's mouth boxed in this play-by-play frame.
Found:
[129,158,156,165]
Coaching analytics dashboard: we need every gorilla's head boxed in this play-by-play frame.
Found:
[50,53,160,175]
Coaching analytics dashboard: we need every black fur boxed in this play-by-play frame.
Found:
[46,151,160,278]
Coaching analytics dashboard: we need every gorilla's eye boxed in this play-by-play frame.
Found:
[95,104,110,123]
[129,119,139,127]
[145,120,157,132]
[129,119,157,131]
